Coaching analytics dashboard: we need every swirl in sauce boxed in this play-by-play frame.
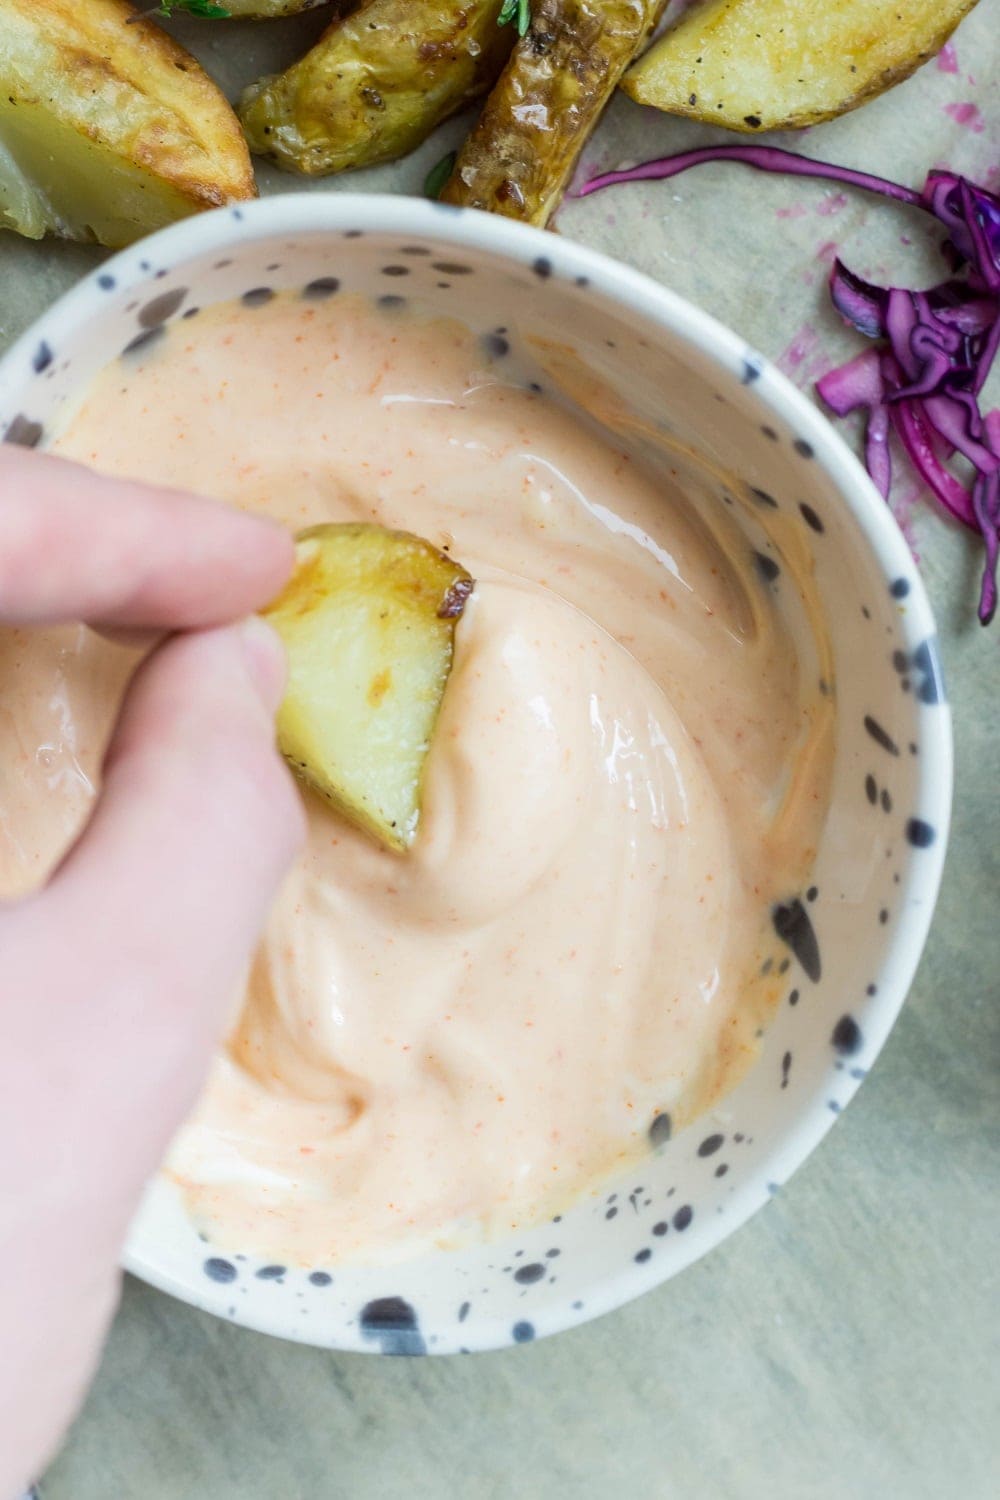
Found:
[0,294,833,1263]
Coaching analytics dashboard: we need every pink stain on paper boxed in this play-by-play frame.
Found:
[886,467,922,557]
[936,42,958,74]
[777,193,847,224]
[778,326,815,374]
[943,101,985,133]
[776,324,835,387]
[801,241,839,286]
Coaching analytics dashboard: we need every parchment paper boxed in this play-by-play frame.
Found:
[1,3,996,1496]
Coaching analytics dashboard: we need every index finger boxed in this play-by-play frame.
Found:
[0,447,293,628]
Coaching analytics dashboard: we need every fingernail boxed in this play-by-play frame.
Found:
[239,615,287,713]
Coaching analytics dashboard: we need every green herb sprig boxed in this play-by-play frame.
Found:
[498,0,531,37]
[424,151,457,201]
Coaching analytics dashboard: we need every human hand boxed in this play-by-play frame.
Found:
[0,448,305,1496]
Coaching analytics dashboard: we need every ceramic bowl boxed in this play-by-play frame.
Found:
[0,195,952,1354]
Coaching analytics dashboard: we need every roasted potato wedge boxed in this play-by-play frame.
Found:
[239,0,512,175]
[622,0,979,133]
[263,524,474,853]
[0,0,254,247]
[441,0,665,225]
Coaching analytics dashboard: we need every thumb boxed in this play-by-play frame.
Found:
[36,616,306,1184]
[0,618,306,1494]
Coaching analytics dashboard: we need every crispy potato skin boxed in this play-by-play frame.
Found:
[239,0,512,175]
[440,0,665,225]
[264,524,474,853]
[0,0,254,245]
[622,0,980,132]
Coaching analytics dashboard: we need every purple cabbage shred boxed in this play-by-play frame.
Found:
[576,143,1000,625]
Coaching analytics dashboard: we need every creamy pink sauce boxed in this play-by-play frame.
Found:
[2,294,832,1264]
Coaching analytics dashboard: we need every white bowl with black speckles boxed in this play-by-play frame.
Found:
[0,196,952,1355]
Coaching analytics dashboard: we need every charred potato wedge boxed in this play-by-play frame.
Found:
[441,0,665,225]
[0,0,254,247]
[263,524,474,853]
[622,0,980,133]
[239,0,512,176]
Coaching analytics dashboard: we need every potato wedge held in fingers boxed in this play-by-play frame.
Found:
[239,0,512,176]
[263,524,474,853]
[0,0,254,247]
[622,0,979,133]
[440,0,665,226]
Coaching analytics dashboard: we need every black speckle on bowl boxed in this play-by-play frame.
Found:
[3,414,43,448]
[204,1257,237,1284]
[360,1297,426,1356]
[139,287,187,329]
[303,277,341,301]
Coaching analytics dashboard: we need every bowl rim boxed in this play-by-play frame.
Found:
[0,192,954,1352]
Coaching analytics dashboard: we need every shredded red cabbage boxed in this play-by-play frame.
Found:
[576,143,1000,626]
